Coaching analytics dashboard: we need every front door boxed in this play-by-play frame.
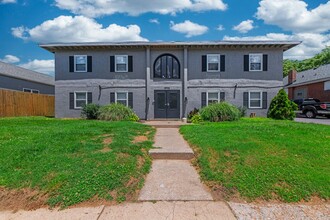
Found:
[154,90,180,119]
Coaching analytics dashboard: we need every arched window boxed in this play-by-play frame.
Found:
[154,54,180,79]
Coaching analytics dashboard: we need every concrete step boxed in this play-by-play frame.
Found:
[142,120,189,128]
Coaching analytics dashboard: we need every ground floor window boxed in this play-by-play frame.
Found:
[207,92,219,105]
[249,91,262,108]
[74,92,87,109]
[116,92,128,106]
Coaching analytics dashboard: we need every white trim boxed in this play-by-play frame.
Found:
[206,91,220,106]
[74,91,88,109]
[248,91,262,109]
[74,55,87,72]
[115,55,128,72]
[115,91,128,106]
[249,54,263,72]
[206,54,220,72]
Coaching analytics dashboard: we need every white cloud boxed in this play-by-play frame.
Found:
[223,33,330,60]
[0,0,16,4]
[170,20,208,37]
[19,59,55,75]
[216,24,225,31]
[256,0,330,33]
[0,55,20,63]
[232,20,254,33]
[11,15,147,43]
[55,0,227,17]
[149,19,160,25]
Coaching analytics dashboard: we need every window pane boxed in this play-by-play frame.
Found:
[208,63,219,71]
[250,100,261,107]
[76,100,86,108]
[161,56,167,78]
[208,100,218,105]
[117,100,127,106]
[250,55,261,63]
[208,55,219,62]
[157,93,166,109]
[116,64,127,71]
[169,93,177,109]
[76,64,86,71]
[154,59,161,78]
[23,89,31,93]
[167,56,173,79]
[76,92,86,100]
[173,59,179,79]
[250,92,261,99]
[32,90,39,94]
[76,56,86,64]
[250,63,261,70]
[208,92,219,99]
[117,92,127,100]
[116,56,127,64]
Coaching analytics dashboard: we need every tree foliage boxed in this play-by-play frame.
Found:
[283,47,330,77]
[267,89,297,120]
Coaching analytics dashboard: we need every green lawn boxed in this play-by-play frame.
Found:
[180,118,330,202]
[0,117,154,207]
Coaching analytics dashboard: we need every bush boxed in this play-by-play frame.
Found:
[191,113,203,124]
[267,89,298,120]
[81,103,100,120]
[187,108,199,122]
[238,106,247,117]
[98,103,140,121]
[200,102,241,122]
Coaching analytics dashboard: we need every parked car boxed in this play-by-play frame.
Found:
[293,98,330,118]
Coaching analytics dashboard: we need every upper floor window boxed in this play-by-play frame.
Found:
[23,88,39,94]
[115,55,128,72]
[207,54,220,72]
[249,54,262,71]
[154,54,180,79]
[74,55,87,72]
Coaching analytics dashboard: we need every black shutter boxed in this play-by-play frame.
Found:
[69,93,74,109]
[110,56,115,72]
[243,92,248,108]
[110,92,115,103]
[263,54,268,71]
[128,56,133,72]
[87,92,92,104]
[69,56,74,72]
[220,55,225,72]
[128,92,133,108]
[262,92,268,109]
[202,55,207,72]
[220,92,225,101]
[87,56,92,72]
[201,92,207,107]
[244,55,249,71]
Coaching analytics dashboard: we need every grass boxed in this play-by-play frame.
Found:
[180,118,330,202]
[0,117,154,207]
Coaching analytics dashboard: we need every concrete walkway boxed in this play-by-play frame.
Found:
[139,121,213,201]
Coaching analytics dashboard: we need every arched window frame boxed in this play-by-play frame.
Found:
[153,54,180,79]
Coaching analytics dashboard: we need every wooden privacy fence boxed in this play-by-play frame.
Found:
[0,89,55,117]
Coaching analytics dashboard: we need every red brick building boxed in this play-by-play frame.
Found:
[284,64,330,102]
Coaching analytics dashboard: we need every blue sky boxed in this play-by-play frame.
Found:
[1,0,330,75]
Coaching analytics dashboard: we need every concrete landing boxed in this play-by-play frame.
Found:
[149,128,194,160]
[139,160,213,201]
[142,120,188,128]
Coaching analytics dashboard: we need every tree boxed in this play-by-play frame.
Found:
[267,89,297,120]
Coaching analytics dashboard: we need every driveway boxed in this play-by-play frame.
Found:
[295,117,330,125]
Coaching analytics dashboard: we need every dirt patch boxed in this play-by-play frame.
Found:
[132,135,148,144]
[0,187,48,211]
[98,147,111,153]
[137,156,145,169]
[103,137,112,145]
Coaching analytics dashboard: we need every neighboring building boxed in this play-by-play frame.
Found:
[284,64,330,101]
[0,61,55,95]
[40,41,299,119]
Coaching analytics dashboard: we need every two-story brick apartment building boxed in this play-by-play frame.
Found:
[41,41,299,119]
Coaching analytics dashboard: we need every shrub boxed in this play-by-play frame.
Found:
[267,89,298,120]
[187,108,199,122]
[237,106,247,117]
[98,103,139,121]
[200,102,241,122]
[191,113,203,124]
[81,103,100,120]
